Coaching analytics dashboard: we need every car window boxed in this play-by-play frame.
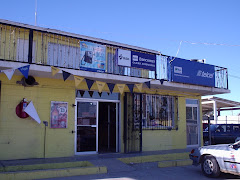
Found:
[233,125,240,132]
[226,125,231,132]
[215,125,226,133]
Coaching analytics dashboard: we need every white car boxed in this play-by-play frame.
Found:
[189,141,240,178]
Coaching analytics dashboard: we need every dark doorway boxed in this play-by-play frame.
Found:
[98,102,116,153]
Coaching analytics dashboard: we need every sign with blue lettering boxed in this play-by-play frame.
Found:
[171,58,215,87]
[131,51,156,71]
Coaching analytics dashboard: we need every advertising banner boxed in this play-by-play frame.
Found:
[171,58,215,87]
[50,101,68,128]
[80,41,106,73]
[131,51,156,71]
[117,49,156,71]
[117,49,131,67]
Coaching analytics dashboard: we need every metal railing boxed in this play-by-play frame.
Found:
[0,23,228,89]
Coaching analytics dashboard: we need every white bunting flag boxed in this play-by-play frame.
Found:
[24,101,41,124]
[3,69,15,80]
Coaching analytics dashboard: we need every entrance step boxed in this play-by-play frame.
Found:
[0,161,107,180]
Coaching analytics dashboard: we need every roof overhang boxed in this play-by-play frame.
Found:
[0,61,230,96]
[202,96,240,112]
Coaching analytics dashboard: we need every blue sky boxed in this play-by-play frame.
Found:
[1,0,240,114]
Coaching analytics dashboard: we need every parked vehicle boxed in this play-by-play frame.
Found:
[203,124,240,145]
[189,141,240,177]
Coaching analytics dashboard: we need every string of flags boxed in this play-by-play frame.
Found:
[51,66,152,94]
[0,64,30,80]
[0,64,152,94]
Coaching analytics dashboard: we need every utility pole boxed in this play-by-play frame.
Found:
[208,115,211,145]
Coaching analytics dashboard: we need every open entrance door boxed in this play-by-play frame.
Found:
[98,102,116,153]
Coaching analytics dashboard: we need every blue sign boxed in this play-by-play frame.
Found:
[131,51,156,71]
[171,58,215,87]
[80,41,106,73]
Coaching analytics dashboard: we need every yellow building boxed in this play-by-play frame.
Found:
[0,19,229,160]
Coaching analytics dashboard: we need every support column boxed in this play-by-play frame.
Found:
[213,100,218,124]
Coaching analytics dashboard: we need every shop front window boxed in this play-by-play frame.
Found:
[131,93,178,130]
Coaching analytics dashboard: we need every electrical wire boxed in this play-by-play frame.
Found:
[169,40,182,63]
[229,74,240,79]
[183,41,240,47]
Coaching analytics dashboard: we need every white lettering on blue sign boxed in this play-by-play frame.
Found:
[139,57,155,63]
[196,70,214,78]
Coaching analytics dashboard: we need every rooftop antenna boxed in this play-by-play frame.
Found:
[35,0,37,26]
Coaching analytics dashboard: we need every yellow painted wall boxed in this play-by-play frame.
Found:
[142,96,201,151]
[0,75,76,160]
[0,70,203,159]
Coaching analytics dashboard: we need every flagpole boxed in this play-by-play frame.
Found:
[35,0,37,26]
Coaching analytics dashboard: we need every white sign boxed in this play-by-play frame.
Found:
[117,49,131,67]
[174,66,182,74]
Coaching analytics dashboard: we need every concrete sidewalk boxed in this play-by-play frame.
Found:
[0,148,193,180]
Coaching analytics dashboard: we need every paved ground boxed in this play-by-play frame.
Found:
[42,164,240,180]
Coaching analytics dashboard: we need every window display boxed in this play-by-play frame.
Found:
[132,94,177,130]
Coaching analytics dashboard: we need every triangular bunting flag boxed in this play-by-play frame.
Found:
[116,84,126,95]
[96,81,106,93]
[135,83,143,92]
[24,101,41,124]
[18,65,30,79]
[62,71,71,81]
[107,83,115,94]
[76,90,80,97]
[3,69,15,80]
[85,79,94,90]
[145,81,151,89]
[74,75,84,87]
[107,92,110,96]
[80,90,85,97]
[127,84,134,93]
[98,92,102,97]
[88,91,94,97]
[51,66,60,76]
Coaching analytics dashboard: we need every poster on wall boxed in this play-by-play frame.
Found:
[50,101,68,128]
[80,41,106,73]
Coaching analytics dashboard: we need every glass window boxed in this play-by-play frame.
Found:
[215,125,226,133]
[140,94,177,130]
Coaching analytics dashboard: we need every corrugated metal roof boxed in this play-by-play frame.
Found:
[202,96,240,111]
[0,19,161,55]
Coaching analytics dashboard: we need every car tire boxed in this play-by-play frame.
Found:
[201,155,220,178]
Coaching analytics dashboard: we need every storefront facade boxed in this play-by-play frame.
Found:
[0,19,229,160]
